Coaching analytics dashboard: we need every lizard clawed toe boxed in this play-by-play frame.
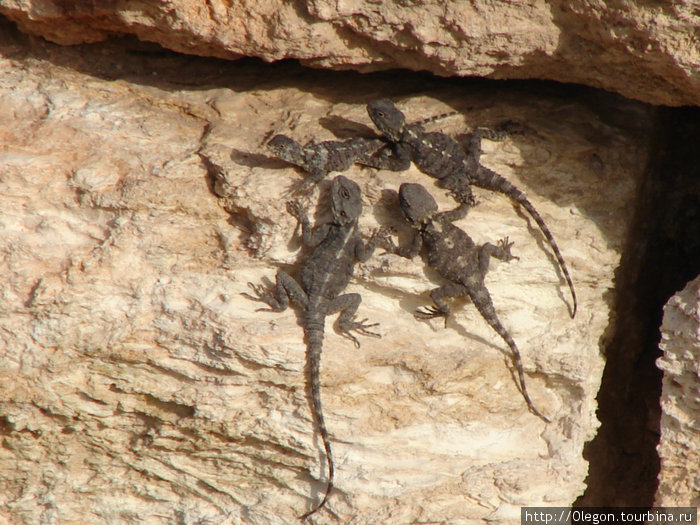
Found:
[241,281,270,302]
[415,306,450,328]
[351,318,381,336]
[286,199,305,219]
[340,318,381,347]
[415,306,446,319]
[498,236,519,261]
[242,281,285,312]
[341,331,361,348]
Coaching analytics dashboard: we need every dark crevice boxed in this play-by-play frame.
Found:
[575,106,700,506]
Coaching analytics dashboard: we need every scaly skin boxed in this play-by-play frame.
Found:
[387,182,550,422]
[244,175,388,519]
[266,110,462,194]
[362,99,577,318]
[267,134,385,193]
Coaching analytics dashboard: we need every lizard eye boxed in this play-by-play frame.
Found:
[341,189,350,198]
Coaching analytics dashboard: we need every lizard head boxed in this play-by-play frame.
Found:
[267,134,304,166]
[398,183,438,226]
[331,175,363,225]
[367,99,405,142]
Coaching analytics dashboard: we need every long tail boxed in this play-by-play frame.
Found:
[299,317,334,520]
[467,285,550,422]
[474,166,577,317]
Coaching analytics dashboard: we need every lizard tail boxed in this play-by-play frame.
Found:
[466,285,550,423]
[299,319,334,520]
[473,166,577,318]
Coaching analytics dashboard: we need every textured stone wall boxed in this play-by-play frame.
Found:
[0,22,659,523]
[655,275,700,507]
[0,0,698,107]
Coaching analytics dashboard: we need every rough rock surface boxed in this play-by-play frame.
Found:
[0,24,653,524]
[0,1,698,107]
[655,275,700,507]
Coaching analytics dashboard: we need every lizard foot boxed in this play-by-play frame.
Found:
[285,199,309,222]
[372,226,397,254]
[498,236,519,261]
[443,179,478,206]
[451,189,479,207]
[415,306,449,327]
[339,318,381,348]
[241,281,285,312]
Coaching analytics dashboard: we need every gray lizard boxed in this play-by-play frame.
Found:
[362,99,577,317]
[243,175,386,519]
[267,111,461,193]
[267,134,385,193]
[386,182,550,422]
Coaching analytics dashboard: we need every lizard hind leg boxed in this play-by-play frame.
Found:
[465,122,523,164]
[242,271,308,312]
[328,293,380,348]
[416,283,468,328]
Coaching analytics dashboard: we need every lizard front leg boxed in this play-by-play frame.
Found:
[436,201,473,224]
[384,228,423,259]
[478,237,519,275]
[357,143,411,171]
[287,200,330,247]
[465,122,523,164]
[355,226,392,262]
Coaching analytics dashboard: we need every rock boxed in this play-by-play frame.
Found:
[0,0,698,107]
[0,26,654,523]
[655,275,700,507]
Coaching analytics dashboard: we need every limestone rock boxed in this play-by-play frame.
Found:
[0,27,653,523]
[655,275,700,507]
[0,0,698,107]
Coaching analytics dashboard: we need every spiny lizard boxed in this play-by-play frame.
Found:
[386,182,550,421]
[267,134,385,193]
[243,175,387,518]
[267,110,462,193]
[363,99,577,317]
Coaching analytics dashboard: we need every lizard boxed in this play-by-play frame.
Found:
[266,134,386,194]
[266,110,463,194]
[385,181,550,422]
[243,175,387,519]
[361,98,577,318]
